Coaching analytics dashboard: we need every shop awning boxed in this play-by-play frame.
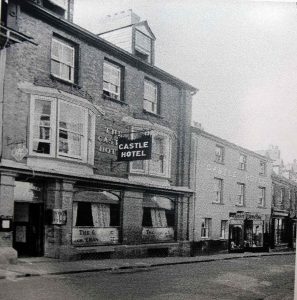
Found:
[143,195,175,210]
[74,190,120,204]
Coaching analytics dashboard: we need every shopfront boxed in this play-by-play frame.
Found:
[271,209,292,250]
[229,212,266,252]
[72,190,121,246]
[142,194,176,243]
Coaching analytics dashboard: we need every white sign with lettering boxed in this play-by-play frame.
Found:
[142,227,174,243]
[72,227,119,246]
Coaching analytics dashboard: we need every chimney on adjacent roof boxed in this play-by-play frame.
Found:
[97,9,140,33]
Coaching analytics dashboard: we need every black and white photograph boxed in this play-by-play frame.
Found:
[0,0,296,299]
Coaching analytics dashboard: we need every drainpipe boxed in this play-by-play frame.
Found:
[0,47,6,160]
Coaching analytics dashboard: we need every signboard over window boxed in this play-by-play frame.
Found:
[117,135,152,161]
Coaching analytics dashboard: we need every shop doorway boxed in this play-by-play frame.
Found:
[229,224,244,252]
[13,202,44,257]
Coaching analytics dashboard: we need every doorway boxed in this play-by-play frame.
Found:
[13,202,44,257]
[229,224,244,252]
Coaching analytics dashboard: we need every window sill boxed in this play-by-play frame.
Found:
[102,93,128,105]
[235,204,245,207]
[257,206,266,209]
[212,202,224,205]
[214,160,224,165]
[50,74,78,87]
[143,109,163,118]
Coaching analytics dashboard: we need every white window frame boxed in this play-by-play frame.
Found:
[258,187,266,207]
[201,218,211,238]
[239,154,247,170]
[214,178,223,203]
[237,183,245,206]
[57,100,88,161]
[215,145,224,163]
[51,37,75,83]
[103,60,122,101]
[129,128,171,178]
[29,95,95,164]
[144,79,158,114]
[220,220,228,239]
[30,96,57,157]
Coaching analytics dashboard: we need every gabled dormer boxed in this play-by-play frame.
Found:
[97,10,156,65]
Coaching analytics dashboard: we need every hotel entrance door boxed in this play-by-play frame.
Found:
[13,202,44,257]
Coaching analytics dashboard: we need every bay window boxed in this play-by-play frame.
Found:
[30,95,95,164]
[130,128,171,177]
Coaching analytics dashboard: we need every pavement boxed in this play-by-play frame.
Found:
[0,251,295,280]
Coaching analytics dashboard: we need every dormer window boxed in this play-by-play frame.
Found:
[43,0,69,19]
[135,30,152,63]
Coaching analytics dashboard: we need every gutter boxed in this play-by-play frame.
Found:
[20,1,198,93]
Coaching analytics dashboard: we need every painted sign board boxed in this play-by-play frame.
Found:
[72,227,119,246]
[117,135,152,161]
[142,227,174,243]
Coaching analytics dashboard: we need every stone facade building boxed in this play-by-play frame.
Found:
[190,128,272,254]
[0,0,197,262]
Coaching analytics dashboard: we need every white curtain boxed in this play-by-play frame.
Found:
[151,208,167,228]
[91,204,110,227]
[72,202,78,226]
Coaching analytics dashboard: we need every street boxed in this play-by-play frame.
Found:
[0,255,294,300]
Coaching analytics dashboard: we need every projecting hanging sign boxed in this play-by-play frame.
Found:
[117,135,152,161]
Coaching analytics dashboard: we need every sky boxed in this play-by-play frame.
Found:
[74,0,297,164]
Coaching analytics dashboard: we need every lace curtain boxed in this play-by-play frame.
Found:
[151,208,167,228]
[91,204,110,227]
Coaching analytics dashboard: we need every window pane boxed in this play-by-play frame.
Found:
[58,102,84,157]
[51,60,61,77]
[135,31,151,52]
[150,137,164,174]
[51,39,62,59]
[144,80,158,113]
[62,45,74,66]
[75,202,94,226]
[103,61,121,99]
[51,37,74,82]
[33,100,52,154]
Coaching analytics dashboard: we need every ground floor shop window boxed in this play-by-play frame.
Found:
[72,191,120,246]
[244,220,263,248]
[142,195,175,243]
[274,218,286,245]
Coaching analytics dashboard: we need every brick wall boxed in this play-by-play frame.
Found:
[3,8,193,185]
